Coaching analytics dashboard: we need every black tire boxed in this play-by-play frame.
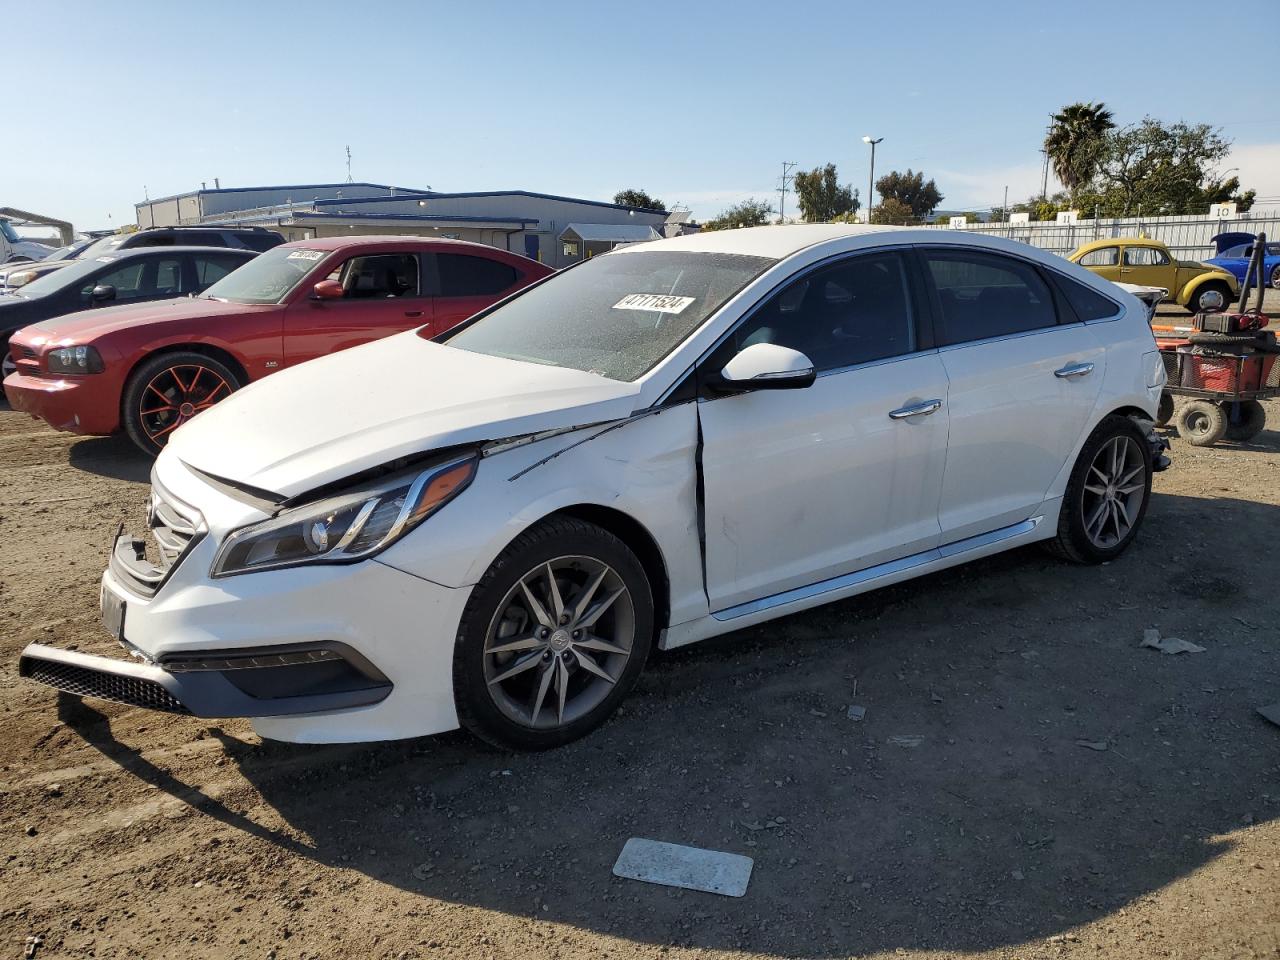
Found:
[1176,399,1228,447]
[452,516,654,751]
[1187,331,1260,346]
[121,351,242,456]
[1156,391,1175,428]
[1225,399,1267,443]
[1186,281,1232,314]
[1044,415,1153,565]
[1271,264,1280,291]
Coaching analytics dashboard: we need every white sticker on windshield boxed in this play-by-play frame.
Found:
[613,293,695,315]
[287,250,325,261]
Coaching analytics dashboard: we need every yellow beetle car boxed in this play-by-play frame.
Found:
[1068,237,1238,314]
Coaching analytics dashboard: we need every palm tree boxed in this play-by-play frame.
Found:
[1044,102,1115,193]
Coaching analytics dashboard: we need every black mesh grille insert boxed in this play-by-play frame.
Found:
[20,657,189,714]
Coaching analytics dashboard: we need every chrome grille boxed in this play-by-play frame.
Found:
[146,481,202,573]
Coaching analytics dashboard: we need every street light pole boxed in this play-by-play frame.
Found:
[862,136,883,223]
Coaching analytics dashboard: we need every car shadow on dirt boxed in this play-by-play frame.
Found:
[67,435,152,483]
[60,491,1280,956]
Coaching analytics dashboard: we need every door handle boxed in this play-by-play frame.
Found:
[1055,361,1095,379]
[888,399,943,420]
[404,310,424,318]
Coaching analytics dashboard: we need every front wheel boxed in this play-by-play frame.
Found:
[1187,281,1231,314]
[453,517,654,750]
[1045,415,1152,565]
[121,351,241,456]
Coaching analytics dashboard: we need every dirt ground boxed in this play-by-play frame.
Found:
[2,300,1279,959]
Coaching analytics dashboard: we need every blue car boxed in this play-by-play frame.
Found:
[1206,231,1280,290]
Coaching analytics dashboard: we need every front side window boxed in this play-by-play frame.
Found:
[79,257,184,302]
[434,253,517,297]
[1078,247,1118,267]
[719,252,916,373]
[444,250,774,382]
[1123,246,1169,266]
[201,246,327,304]
[330,254,419,299]
[924,249,1057,345]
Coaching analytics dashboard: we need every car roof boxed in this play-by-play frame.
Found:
[88,246,257,259]
[1071,236,1163,256]
[614,224,907,260]
[278,234,506,252]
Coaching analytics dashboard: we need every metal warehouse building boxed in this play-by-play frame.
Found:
[134,183,692,268]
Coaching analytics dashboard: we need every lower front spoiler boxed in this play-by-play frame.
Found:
[18,642,392,719]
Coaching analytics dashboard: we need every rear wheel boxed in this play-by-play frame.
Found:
[1176,399,1227,447]
[121,352,241,456]
[1271,264,1280,290]
[1045,415,1152,565]
[1225,399,1267,443]
[453,517,653,750]
[1187,281,1231,314]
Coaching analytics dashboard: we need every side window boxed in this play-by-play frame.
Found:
[923,250,1057,345]
[81,261,147,302]
[176,232,226,247]
[154,257,183,293]
[1123,246,1169,266]
[238,233,284,252]
[435,253,518,297]
[193,254,248,288]
[1078,247,1118,267]
[1054,273,1121,322]
[720,252,916,373]
[131,233,175,248]
[335,254,419,299]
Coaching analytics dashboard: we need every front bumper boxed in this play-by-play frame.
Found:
[3,370,122,435]
[18,640,392,718]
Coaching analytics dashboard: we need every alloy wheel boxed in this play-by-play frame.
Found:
[1081,435,1146,549]
[1198,288,1226,312]
[1271,265,1280,290]
[137,363,233,447]
[483,555,636,730]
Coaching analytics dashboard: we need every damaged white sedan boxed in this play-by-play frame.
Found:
[20,225,1170,749]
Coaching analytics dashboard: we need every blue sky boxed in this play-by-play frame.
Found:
[8,0,1278,231]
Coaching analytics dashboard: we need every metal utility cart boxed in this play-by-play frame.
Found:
[1154,233,1279,446]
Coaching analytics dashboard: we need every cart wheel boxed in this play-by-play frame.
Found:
[1225,400,1267,443]
[1176,400,1228,446]
[1156,392,1174,428]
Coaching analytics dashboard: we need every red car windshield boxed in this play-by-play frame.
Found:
[202,247,325,304]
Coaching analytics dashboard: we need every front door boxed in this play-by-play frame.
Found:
[919,247,1106,541]
[1118,244,1176,291]
[698,250,948,611]
[1075,245,1121,282]
[282,252,431,366]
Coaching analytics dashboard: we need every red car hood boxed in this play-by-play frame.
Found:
[26,296,265,342]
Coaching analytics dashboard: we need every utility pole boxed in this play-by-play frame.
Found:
[1040,117,1051,200]
[776,161,797,224]
[862,136,883,223]
[345,145,354,183]
[1003,184,1009,224]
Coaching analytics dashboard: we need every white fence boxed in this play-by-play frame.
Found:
[922,208,1280,261]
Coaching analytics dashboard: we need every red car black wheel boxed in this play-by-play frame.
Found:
[122,352,241,456]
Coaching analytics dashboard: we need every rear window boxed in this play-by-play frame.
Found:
[236,232,285,252]
[923,249,1057,345]
[434,253,518,297]
[1056,273,1121,322]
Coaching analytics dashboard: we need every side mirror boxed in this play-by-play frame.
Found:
[718,342,816,391]
[90,284,116,303]
[311,279,344,300]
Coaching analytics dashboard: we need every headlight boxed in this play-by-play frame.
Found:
[210,455,477,578]
[47,345,105,374]
[6,269,37,288]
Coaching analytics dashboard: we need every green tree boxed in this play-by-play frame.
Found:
[702,198,775,231]
[1094,118,1232,215]
[874,169,943,218]
[870,198,915,224]
[793,163,859,222]
[1044,102,1115,194]
[613,189,665,211]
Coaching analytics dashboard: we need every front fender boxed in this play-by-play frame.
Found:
[1178,273,1235,305]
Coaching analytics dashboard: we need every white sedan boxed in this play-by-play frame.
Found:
[19,225,1170,749]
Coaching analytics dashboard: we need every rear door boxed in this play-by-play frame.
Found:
[426,251,523,335]
[281,251,432,366]
[919,247,1106,542]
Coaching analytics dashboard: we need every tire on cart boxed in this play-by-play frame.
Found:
[1156,391,1174,428]
[1225,399,1267,443]
[1176,399,1228,447]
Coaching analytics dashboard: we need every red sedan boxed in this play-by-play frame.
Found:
[4,236,552,453]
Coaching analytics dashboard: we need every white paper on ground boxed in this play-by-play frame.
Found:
[612,838,753,897]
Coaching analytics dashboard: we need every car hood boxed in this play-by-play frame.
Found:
[25,296,258,341]
[167,332,643,497]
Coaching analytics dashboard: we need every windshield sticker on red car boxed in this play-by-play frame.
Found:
[286,250,325,261]
[612,293,695,314]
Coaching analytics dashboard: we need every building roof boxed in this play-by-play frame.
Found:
[138,182,430,206]
[560,223,662,243]
[408,190,668,215]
